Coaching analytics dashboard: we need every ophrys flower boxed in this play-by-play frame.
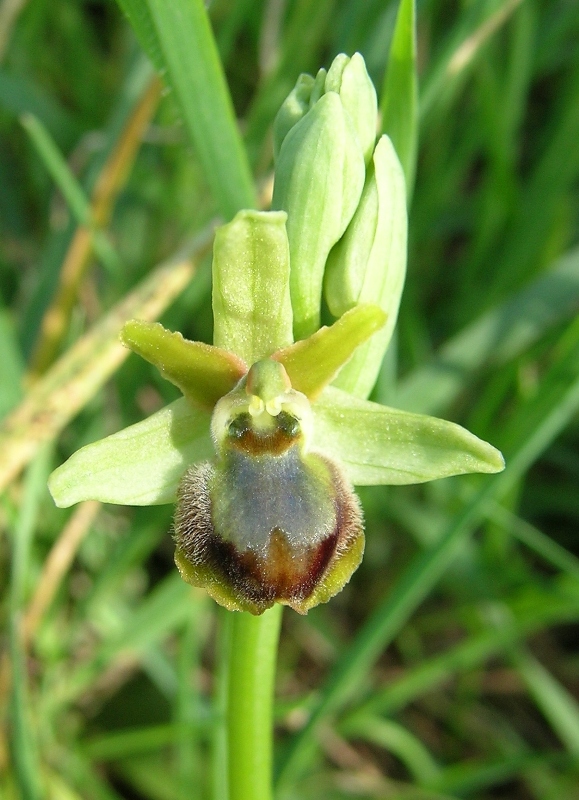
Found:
[49,211,504,615]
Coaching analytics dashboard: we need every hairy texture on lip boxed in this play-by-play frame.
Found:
[173,452,364,615]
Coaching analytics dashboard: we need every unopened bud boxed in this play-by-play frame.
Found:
[273,73,315,160]
[273,92,365,339]
[324,135,407,398]
[325,52,377,164]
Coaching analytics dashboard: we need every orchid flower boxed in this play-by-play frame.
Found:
[48,54,504,616]
[49,210,503,615]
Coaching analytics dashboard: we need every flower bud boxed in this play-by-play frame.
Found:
[272,73,315,160]
[272,91,365,339]
[272,53,379,341]
[324,135,407,398]
[324,52,377,164]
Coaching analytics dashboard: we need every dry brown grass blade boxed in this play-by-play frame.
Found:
[0,226,214,494]
[28,76,163,379]
[0,0,28,61]
[447,0,525,76]
[23,500,101,645]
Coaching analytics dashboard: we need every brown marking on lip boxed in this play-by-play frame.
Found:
[173,453,363,613]
[227,410,301,456]
[229,427,298,456]
[202,527,339,604]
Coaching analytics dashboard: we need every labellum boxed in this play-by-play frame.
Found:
[174,359,364,615]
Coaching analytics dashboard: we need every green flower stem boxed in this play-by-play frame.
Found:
[226,605,283,800]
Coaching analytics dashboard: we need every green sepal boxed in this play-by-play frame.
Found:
[272,73,315,160]
[121,320,247,410]
[272,92,365,339]
[312,387,505,485]
[325,52,378,164]
[212,209,294,363]
[48,398,213,507]
[324,135,407,397]
[274,305,386,400]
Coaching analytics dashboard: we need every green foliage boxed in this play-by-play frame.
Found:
[2,1,579,799]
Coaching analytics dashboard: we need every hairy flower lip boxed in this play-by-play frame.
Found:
[47,206,505,615]
[172,366,365,615]
[174,448,364,616]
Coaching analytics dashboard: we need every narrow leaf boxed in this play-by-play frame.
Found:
[312,387,504,485]
[115,0,165,72]
[274,305,386,399]
[142,0,256,218]
[49,398,213,507]
[512,647,579,756]
[380,0,418,197]
[396,246,579,415]
[121,320,246,409]
[21,113,121,274]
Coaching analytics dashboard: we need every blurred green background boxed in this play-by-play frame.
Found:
[2,0,579,798]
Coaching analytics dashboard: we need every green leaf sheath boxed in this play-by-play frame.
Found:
[48,398,212,507]
[312,387,505,485]
[212,210,294,364]
[121,320,247,409]
[274,305,386,399]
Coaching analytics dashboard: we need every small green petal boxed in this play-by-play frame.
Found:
[273,304,386,400]
[48,398,213,507]
[212,209,294,363]
[312,387,505,485]
[121,320,247,409]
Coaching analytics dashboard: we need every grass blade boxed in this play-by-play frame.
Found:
[396,246,579,415]
[21,113,121,276]
[8,445,53,800]
[380,0,418,198]
[133,0,256,218]
[0,226,214,494]
[512,648,579,757]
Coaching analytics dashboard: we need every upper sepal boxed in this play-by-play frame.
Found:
[212,209,293,363]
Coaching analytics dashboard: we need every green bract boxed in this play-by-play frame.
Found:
[49,209,504,615]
